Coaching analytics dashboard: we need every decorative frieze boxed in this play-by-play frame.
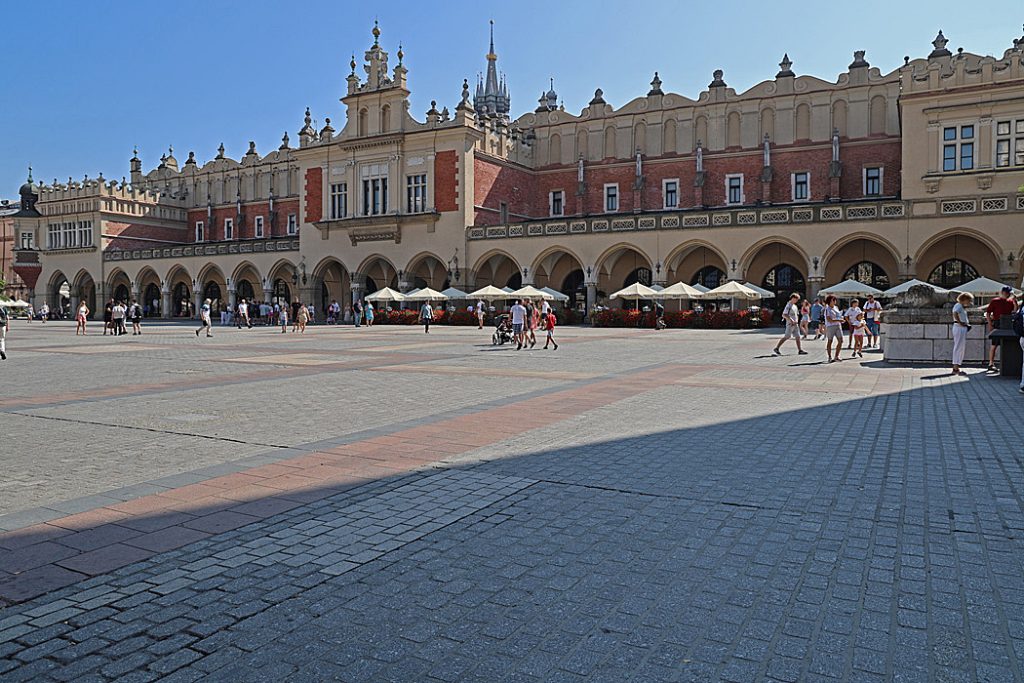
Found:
[736,212,756,225]
[881,204,905,218]
[611,218,636,231]
[845,206,877,219]
[528,224,544,236]
[661,216,680,228]
[712,213,731,226]
[508,224,524,237]
[792,208,813,222]
[940,200,976,215]
[683,215,710,228]
[820,207,843,221]
[545,222,567,235]
[591,220,609,232]
[760,210,789,224]
[570,221,587,233]
[981,198,1007,212]
[637,217,657,230]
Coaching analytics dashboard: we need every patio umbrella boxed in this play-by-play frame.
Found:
[365,287,405,303]
[403,287,449,301]
[951,277,1022,298]
[500,286,515,294]
[468,285,510,301]
[404,288,422,298]
[610,283,658,300]
[654,282,704,299]
[701,281,762,300]
[740,282,776,299]
[817,279,884,298]
[440,287,469,299]
[0,299,29,308]
[510,285,555,301]
[649,284,664,292]
[539,287,570,302]
[690,283,710,294]
[881,279,948,297]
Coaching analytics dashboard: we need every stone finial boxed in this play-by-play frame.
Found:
[457,78,473,111]
[397,43,403,65]
[372,19,380,46]
[929,30,951,58]
[186,151,196,165]
[648,71,663,96]
[709,70,726,88]
[589,88,605,105]
[849,50,869,69]
[776,54,794,78]
[246,141,257,156]
[216,143,225,159]
[350,55,356,74]
[280,131,290,149]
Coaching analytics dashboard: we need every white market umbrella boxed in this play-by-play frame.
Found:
[649,284,664,292]
[654,282,705,300]
[403,287,449,301]
[500,286,515,294]
[510,285,555,301]
[468,285,511,301]
[365,287,406,303]
[690,283,710,294]
[817,279,884,298]
[741,282,776,299]
[440,287,468,299]
[610,283,658,300]
[951,277,1022,298]
[0,299,30,308]
[881,279,948,297]
[539,287,570,302]
[701,281,762,300]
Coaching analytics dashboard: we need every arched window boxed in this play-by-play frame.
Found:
[928,259,978,289]
[623,267,652,288]
[691,266,725,290]
[869,96,887,135]
[762,264,806,301]
[795,103,811,141]
[548,133,561,165]
[603,126,617,159]
[727,111,741,148]
[843,262,890,291]
[236,279,255,303]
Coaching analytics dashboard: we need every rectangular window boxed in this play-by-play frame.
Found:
[663,180,678,209]
[942,123,977,172]
[195,221,205,242]
[726,175,744,205]
[997,139,1011,168]
[864,167,882,196]
[604,184,619,212]
[406,174,427,213]
[362,177,389,215]
[254,215,264,238]
[329,182,347,219]
[943,145,957,172]
[943,127,957,141]
[960,142,974,170]
[960,125,974,139]
[995,119,1024,168]
[792,172,809,201]
[1016,139,1024,166]
[287,213,297,235]
[78,220,91,247]
[224,218,234,240]
[499,202,509,223]
[20,232,34,249]
[549,190,564,216]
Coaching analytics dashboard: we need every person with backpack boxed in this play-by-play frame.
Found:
[129,298,143,335]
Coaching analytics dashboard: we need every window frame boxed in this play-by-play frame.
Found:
[791,172,810,202]
[224,217,234,240]
[662,178,679,209]
[195,220,204,243]
[329,182,348,220]
[406,174,427,214]
[254,215,265,238]
[940,122,976,172]
[20,231,34,249]
[725,174,744,206]
[863,166,883,197]
[287,213,297,235]
[604,183,619,213]
[499,202,509,224]
[549,189,565,217]
[994,119,1024,168]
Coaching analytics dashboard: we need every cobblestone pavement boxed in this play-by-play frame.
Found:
[1,320,1023,681]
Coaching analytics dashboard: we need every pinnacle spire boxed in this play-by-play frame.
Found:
[475,21,509,119]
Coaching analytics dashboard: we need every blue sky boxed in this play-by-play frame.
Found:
[1,1,1017,196]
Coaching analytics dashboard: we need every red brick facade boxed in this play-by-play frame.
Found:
[185,199,299,243]
[434,151,459,213]
[474,156,537,226]
[305,167,323,224]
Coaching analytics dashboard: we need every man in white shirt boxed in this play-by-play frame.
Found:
[111,301,126,336]
[773,293,807,356]
[476,300,486,329]
[510,300,528,350]
[844,299,863,349]
[863,294,882,348]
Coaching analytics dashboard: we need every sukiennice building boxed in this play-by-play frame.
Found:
[9,23,1024,318]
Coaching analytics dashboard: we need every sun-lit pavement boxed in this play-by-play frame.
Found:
[0,319,1022,682]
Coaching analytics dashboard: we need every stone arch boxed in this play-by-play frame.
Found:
[405,252,449,291]
[107,267,132,304]
[356,254,399,294]
[231,260,262,286]
[663,119,677,155]
[595,243,654,304]
[740,237,810,285]
[822,233,902,286]
[196,263,227,310]
[534,247,586,310]
[831,99,848,137]
[664,241,730,285]
[869,95,886,135]
[795,103,811,141]
[164,264,192,317]
[265,258,297,306]
[603,125,617,159]
[47,269,70,313]
[136,266,162,317]
[548,133,561,165]
[726,111,741,148]
[312,256,350,314]
[914,229,1002,284]
[472,249,522,289]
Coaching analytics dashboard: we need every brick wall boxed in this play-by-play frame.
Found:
[434,150,459,213]
[185,199,300,242]
[102,221,188,245]
[305,167,323,224]
[474,156,537,225]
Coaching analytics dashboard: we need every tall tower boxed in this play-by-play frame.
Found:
[474,21,510,119]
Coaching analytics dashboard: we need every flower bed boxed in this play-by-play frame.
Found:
[591,308,772,329]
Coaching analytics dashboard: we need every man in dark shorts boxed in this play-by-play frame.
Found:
[985,286,1017,372]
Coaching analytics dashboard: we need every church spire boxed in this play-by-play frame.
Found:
[474,20,510,120]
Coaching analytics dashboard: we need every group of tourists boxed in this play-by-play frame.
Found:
[82,299,144,337]
[773,293,883,362]
[952,286,1024,392]
[199,297,318,338]
[507,298,558,350]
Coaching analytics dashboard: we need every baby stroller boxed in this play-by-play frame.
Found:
[492,314,515,345]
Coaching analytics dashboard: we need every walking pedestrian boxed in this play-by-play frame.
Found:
[75,301,89,335]
[476,299,486,329]
[863,294,882,348]
[129,299,143,335]
[809,298,824,340]
[844,299,863,349]
[951,292,973,375]
[420,300,434,333]
[526,299,539,348]
[985,286,1017,372]
[0,303,9,360]
[279,304,288,333]
[823,295,844,363]
[773,293,807,356]
[353,299,362,328]
[799,299,811,339]
[851,313,867,358]
[296,302,309,333]
[103,299,113,335]
[196,298,213,337]
[542,309,558,350]
[510,299,527,349]
[365,301,374,327]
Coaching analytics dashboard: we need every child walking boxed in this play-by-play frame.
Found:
[542,310,558,350]
[852,313,867,358]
